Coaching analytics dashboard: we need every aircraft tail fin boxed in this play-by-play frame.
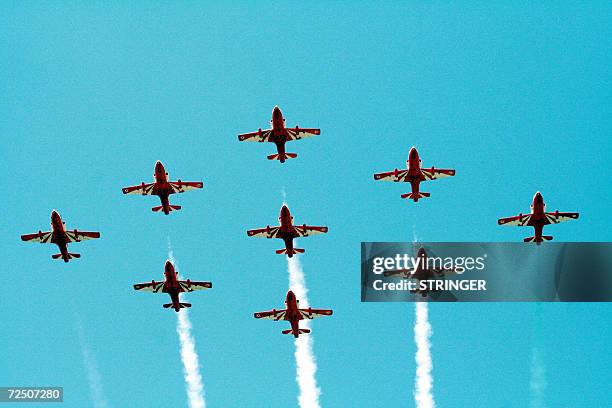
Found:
[152,205,181,213]
[525,235,552,245]
[267,153,298,161]
[162,302,191,310]
[275,248,305,257]
[52,253,80,261]
[401,192,430,201]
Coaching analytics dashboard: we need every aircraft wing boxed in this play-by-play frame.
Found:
[133,281,165,293]
[285,127,320,141]
[178,280,212,292]
[168,181,204,194]
[238,129,273,143]
[373,169,409,182]
[383,269,413,278]
[293,225,329,237]
[122,183,155,195]
[299,308,333,319]
[247,226,281,238]
[421,167,456,180]
[431,268,458,277]
[498,213,532,227]
[253,309,287,321]
[21,231,53,244]
[545,212,579,224]
[65,230,101,243]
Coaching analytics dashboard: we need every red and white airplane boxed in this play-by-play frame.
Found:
[374,147,456,201]
[133,260,212,312]
[20,210,100,262]
[238,106,320,163]
[384,247,456,297]
[247,205,328,257]
[498,191,579,244]
[122,161,203,215]
[254,290,333,338]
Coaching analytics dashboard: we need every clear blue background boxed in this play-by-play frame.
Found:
[1,2,610,407]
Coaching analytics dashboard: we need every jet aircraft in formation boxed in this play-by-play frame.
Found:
[238,106,320,163]
[254,290,333,338]
[497,191,579,244]
[19,106,580,327]
[374,146,456,201]
[133,260,212,312]
[247,205,328,257]
[21,210,100,262]
[122,161,203,214]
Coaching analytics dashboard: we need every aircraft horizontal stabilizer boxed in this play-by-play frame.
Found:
[267,153,298,161]
[282,329,293,335]
[51,253,80,260]
[152,205,181,213]
[275,248,305,256]
[401,192,430,200]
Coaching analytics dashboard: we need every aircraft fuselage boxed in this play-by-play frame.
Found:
[50,211,71,262]
[278,205,298,255]
[162,261,183,312]
[269,106,289,162]
[284,290,303,338]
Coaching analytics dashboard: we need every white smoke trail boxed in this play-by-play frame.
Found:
[168,238,206,408]
[177,309,206,408]
[414,302,435,408]
[412,229,435,408]
[77,324,109,408]
[529,349,546,408]
[281,187,288,206]
[287,256,321,408]
[530,305,546,408]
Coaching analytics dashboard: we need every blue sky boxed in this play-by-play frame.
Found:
[1,2,610,407]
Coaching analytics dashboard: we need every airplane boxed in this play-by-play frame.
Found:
[237,106,320,163]
[122,161,203,215]
[246,204,328,257]
[383,247,456,297]
[373,146,456,201]
[497,191,579,244]
[133,260,212,312]
[20,210,100,262]
[254,290,333,338]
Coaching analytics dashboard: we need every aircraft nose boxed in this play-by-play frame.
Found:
[409,147,418,159]
[287,290,295,300]
[534,191,543,202]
